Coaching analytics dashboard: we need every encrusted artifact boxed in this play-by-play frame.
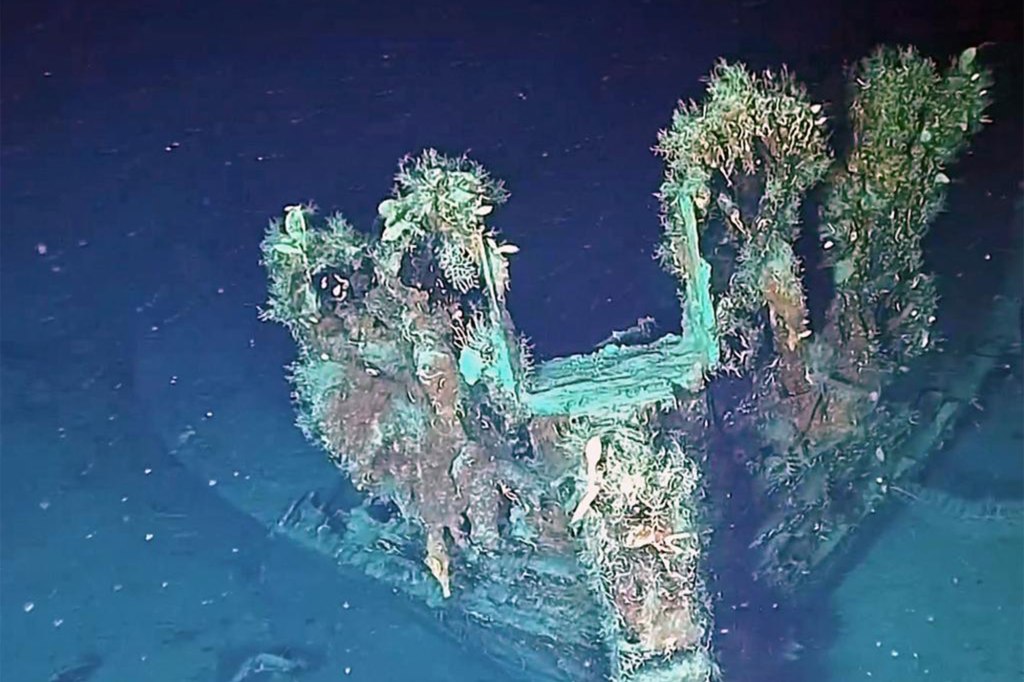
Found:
[259,46,1000,681]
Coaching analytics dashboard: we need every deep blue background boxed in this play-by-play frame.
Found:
[4,0,1020,359]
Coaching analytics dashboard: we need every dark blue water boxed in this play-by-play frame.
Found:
[2,2,1021,681]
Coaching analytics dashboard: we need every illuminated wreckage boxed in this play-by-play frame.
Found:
[255,46,1006,681]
